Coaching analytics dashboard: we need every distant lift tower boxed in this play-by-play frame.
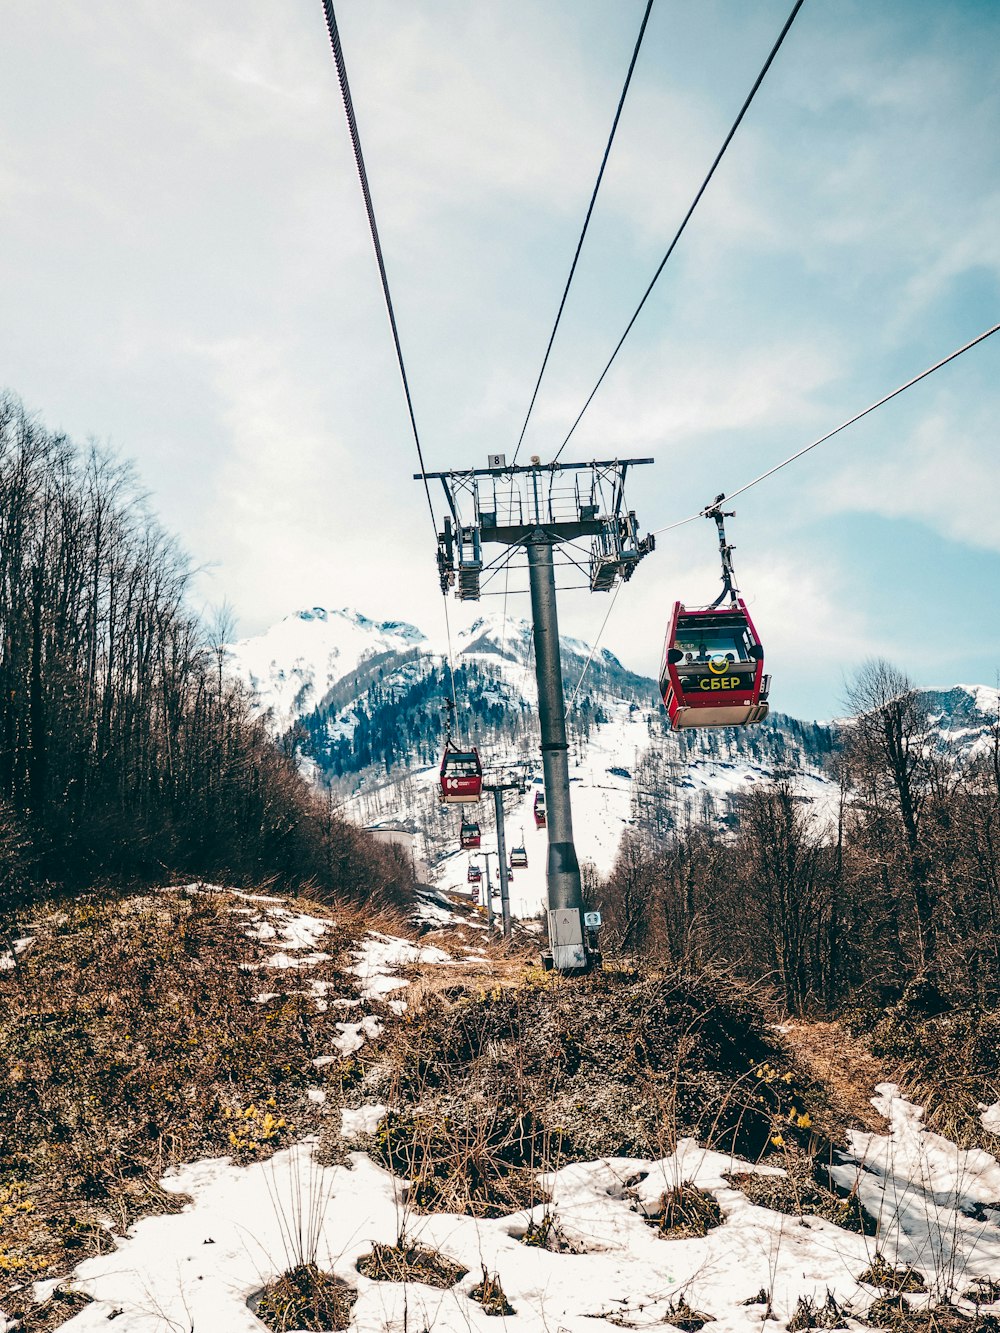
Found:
[417,456,654,972]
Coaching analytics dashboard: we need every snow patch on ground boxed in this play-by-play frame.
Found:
[331,1014,383,1056]
[829,1083,1000,1297]
[243,904,333,970]
[351,932,450,1002]
[0,936,34,970]
[49,1087,1000,1332]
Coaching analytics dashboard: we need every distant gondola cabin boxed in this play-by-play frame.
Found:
[440,748,483,803]
[460,820,481,850]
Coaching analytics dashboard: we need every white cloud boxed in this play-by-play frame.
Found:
[817,400,1000,553]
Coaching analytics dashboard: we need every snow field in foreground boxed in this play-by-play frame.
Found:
[12,893,1000,1332]
[40,1077,1000,1331]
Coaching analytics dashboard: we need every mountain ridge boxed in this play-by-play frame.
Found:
[225,607,999,916]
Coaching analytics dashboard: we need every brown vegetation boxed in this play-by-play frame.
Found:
[356,1240,467,1287]
[352,966,828,1221]
[0,392,415,908]
[599,659,1000,1027]
[0,886,388,1323]
[253,1264,358,1332]
[470,1265,516,1316]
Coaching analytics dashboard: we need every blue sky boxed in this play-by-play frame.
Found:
[1,0,998,719]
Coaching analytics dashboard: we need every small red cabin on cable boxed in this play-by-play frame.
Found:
[510,845,528,869]
[658,599,769,730]
[533,790,546,827]
[459,820,481,850]
[439,746,483,803]
[467,863,482,885]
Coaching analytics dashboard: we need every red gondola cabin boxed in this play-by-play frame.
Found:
[460,820,481,850]
[658,599,769,730]
[467,864,482,884]
[439,747,483,803]
[533,790,546,827]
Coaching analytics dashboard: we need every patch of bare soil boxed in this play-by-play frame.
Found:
[780,1019,889,1134]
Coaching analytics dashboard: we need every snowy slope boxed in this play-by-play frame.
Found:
[339,621,836,916]
[226,607,426,732]
[18,889,1000,1331]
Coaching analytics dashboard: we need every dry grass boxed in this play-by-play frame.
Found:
[853,1006,1000,1149]
[641,1183,723,1239]
[356,1240,467,1287]
[859,1254,928,1293]
[726,1150,877,1235]
[966,1280,1000,1305]
[355,964,824,1225]
[780,1020,889,1135]
[787,1291,848,1331]
[662,1298,715,1330]
[863,1295,1000,1333]
[0,884,383,1321]
[252,1263,357,1331]
[470,1265,516,1316]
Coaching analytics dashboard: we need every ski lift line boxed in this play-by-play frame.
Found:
[551,0,807,465]
[442,594,459,714]
[567,579,623,711]
[320,2,462,703]
[565,320,1000,708]
[511,0,657,466]
[649,319,1000,538]
[320,2,436,537]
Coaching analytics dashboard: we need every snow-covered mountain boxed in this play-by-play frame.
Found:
[226,607,1000,916]
[225,608,426,732]
[225,608,833,910]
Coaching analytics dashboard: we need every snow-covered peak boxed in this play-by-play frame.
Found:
[226,607,427,731]
[455,613,534,662]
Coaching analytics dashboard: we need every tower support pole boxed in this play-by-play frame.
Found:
[483,855,494,933]
[526,536,586,970]
[493,786,512,940]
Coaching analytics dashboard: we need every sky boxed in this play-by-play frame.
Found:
[1,0,998,720]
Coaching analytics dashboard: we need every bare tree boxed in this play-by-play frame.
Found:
[842,659,937,971]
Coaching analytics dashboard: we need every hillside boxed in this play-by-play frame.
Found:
[6,883,1000,1331]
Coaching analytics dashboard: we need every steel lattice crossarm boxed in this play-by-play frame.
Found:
[415,456,655,599]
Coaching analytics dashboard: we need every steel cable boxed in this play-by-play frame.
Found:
[569,320,1000,698]
[650,320,1000,536]
[320,0,458,711]
[511,0,656,466]
[552,0,807,463]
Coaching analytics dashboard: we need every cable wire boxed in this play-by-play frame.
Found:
[511,0,656,467]
[552,0,807,463]
[502,3,657,663]
[651,320,1000,536]
[567,582,623,711]
[569,319,1000,699]
[320,0,458,712]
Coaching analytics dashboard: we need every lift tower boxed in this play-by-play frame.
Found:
[417,456,654,971]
